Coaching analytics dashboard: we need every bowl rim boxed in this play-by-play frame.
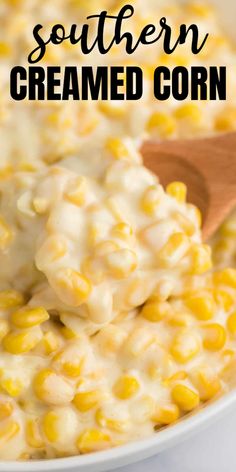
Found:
[2,387,236,471]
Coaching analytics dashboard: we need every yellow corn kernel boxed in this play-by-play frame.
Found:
[0,217,13,251]
[111,222,133,240]
[190,366,221,401]
[65,176,87,207]
[0,421,20,446]
[174,103,202,124]
[99,101,125,118]
[172,384,200,411]
[113,375,140,400]
[51,269,92,307]
[187,2,213,17]
[168,313,192,328]
[203,323,226,351]
[185,292,215,321]
[147,112,176,138]
[166,182,187,203]
[95,407,129,433]
[33,369,74,405]
[141,301,171,322]
[159,233,189,267]
[96,324,126,355]
[165,371,188,385]
[36,235,68,269]
[173,211,195,237]
[0,42,11,57]
[53,351,84,378]
[3,327,42,355]
[171,330,201,363]
[26,419,44,448]
[94,240,120,257]
[11,306,49,329]
[0,377,23,397]
[189,244,212,275]
[213,268,236,289]
[105,248,137,278]
[106,137,130,160]
[32,197,49,215]
[141,185,163,215]
[0,320,9,341]
[77,429,111,454]
[227,312,236,336]
[43,331,60,355]
[215,107,236,132]
[42,411,58,443]
[214,289,234,312]
[152,403,180,425]
[0,290,24,309]
[124,328,155,357]
[60,326,78,340]
[73,390,102,412]
[0,402,13,421]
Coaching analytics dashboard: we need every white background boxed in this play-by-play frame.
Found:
[114,406,236,472]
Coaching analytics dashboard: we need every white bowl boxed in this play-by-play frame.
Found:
[3,0,236,471]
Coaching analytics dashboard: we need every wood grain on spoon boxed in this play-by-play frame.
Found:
[142,132,236,241]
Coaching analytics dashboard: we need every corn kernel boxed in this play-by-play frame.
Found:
[0,42,11,57]
[166,182,187,203]
[11,306,49,329]
[174,103,202,124]
[159,233,189,267]
[173,211,195,237]
[0,290,24,309]
[227,312,236,336]
[65,177,87,207]
[73,390,103,412]
[0,378,23,397]
[3,328,42,354]
[34,369,74,405]
[53,348,84,378]
[171,331,201,363]
[185,292,215,320]
[113,375,140,400]
[0,217,13,251]
[42,411,59,443]
[105,249,137,278]
[96,406,130,433]
[172,384,200,411]
[51,268,92,307]
[141,301,171,322]
[190,366,221,401]
[215,108,236,132]
[99,101,125,118]
[26,419,44,448]
[0,320,9,341]
[187,203,202,228]
[152,403,180,424]
[124,328,155,357]
[213,268,236,288]
[189,244,212,275]
[203,323,226,351]
[106,137,130,160]
[141,185,163,215]
[147,112,176,138]
[0,421,20,446]
[36,235,68,269]
[0,402,13,421]
[96,324,126,355]
[43,331,60,355]
[112,222,133,240]
[77,429,111,454]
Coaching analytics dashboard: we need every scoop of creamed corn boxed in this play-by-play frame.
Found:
[0,0,236,462]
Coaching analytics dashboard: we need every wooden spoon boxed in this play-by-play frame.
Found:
[142,132,236,241]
